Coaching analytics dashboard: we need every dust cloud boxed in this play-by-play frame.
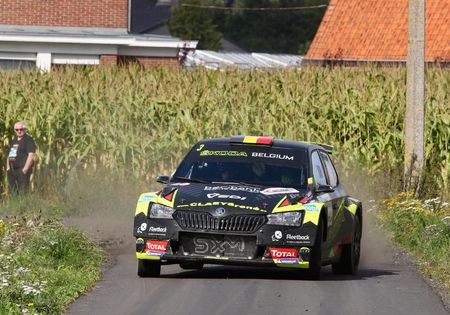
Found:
[62,168,165,255]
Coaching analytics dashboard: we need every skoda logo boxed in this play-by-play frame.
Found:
[215,207,226,216]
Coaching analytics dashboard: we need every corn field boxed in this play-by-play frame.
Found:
[0,66,448,197]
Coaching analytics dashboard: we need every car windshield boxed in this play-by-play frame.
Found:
[172,143,309,190]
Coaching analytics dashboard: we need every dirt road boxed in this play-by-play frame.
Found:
[65,211,448,315]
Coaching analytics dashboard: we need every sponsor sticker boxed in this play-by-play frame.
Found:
[178,201,266,212]
[269,247,299,259]
[139,223,147,232]
[146,240,168,256]
[277,258,300,264]
[251,152,294,161]
[271,230,283,242]
[200,150,247,157]
[261,187,299,195]
[286,234,310,241]
[304,204,319,212]
[204,186,260,193]
[138,195,155,203]
[207,193,247,200]
[148,226,167,234]
[136,238,145,245]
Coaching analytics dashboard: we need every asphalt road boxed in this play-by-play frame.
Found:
[66,212,448,315]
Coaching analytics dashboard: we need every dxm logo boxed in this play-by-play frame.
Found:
[193,236,245,254]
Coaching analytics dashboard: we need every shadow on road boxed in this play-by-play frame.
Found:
[160,265,397,281]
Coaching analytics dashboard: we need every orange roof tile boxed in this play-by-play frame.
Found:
[306,0,450,62]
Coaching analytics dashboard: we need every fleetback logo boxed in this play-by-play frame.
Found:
[286,234,310,241]
[148,226,167,233]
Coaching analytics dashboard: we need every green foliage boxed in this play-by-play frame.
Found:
[211,0,328,54]
[0,66,448,199]
[378,193,450,290]
[0,216,103,314]
[167,0,223,50]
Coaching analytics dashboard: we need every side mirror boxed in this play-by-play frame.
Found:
[156,175,170,184]
[315,184,335,194]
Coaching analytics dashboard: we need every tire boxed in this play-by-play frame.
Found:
[332,215,362,275]
[137,259,161,277]
[304,217,324,280]
[179,262,204,270]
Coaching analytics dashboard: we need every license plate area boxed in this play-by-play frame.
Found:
[179,232,257,259]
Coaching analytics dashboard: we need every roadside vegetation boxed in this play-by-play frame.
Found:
[378,193,450,291]
[0,215,103,314]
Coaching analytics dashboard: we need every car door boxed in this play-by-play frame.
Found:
[319,151,350,260]
[311,150,340,260]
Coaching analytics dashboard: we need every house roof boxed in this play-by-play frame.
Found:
[183,50,302,70]
[0,24,197,48]
[306,0,450,62]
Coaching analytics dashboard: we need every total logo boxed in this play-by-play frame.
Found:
[146,240,168,253]
[269,247,299,259]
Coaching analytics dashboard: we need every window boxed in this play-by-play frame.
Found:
[320,152,338,187]
[311,151,328,186]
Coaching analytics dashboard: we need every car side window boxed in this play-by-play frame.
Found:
[320,152,338,187]
[311,151,328,186]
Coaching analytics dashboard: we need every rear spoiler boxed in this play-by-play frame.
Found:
[230,136,273,146]
[312,143,333,154]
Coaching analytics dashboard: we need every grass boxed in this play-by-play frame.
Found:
[377,192,450,291]
[0,170,147,314]
[0,216,104,314]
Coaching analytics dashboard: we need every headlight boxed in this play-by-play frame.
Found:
[149,203,175,219]
[267,211,303,226]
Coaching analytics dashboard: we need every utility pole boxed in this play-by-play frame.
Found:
[404,0,425,194]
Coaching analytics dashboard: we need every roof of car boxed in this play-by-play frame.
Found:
[197,137,332,153]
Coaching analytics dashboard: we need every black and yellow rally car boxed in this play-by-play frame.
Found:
[134,136,362,280]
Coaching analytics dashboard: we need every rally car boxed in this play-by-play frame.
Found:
[134,136,362,280]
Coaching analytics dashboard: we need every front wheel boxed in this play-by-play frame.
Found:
[137,259,161,277]
[304,217,324,280]
[332,215,361,275]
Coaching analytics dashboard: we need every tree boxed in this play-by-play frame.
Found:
[167,0,223,50]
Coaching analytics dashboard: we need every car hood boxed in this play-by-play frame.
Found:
[164,182,307,214]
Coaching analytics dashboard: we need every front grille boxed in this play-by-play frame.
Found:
[173,210,266,233]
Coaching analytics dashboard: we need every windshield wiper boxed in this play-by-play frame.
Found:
[172,176,210,184]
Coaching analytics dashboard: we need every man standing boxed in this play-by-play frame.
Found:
[6,121,36,194]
